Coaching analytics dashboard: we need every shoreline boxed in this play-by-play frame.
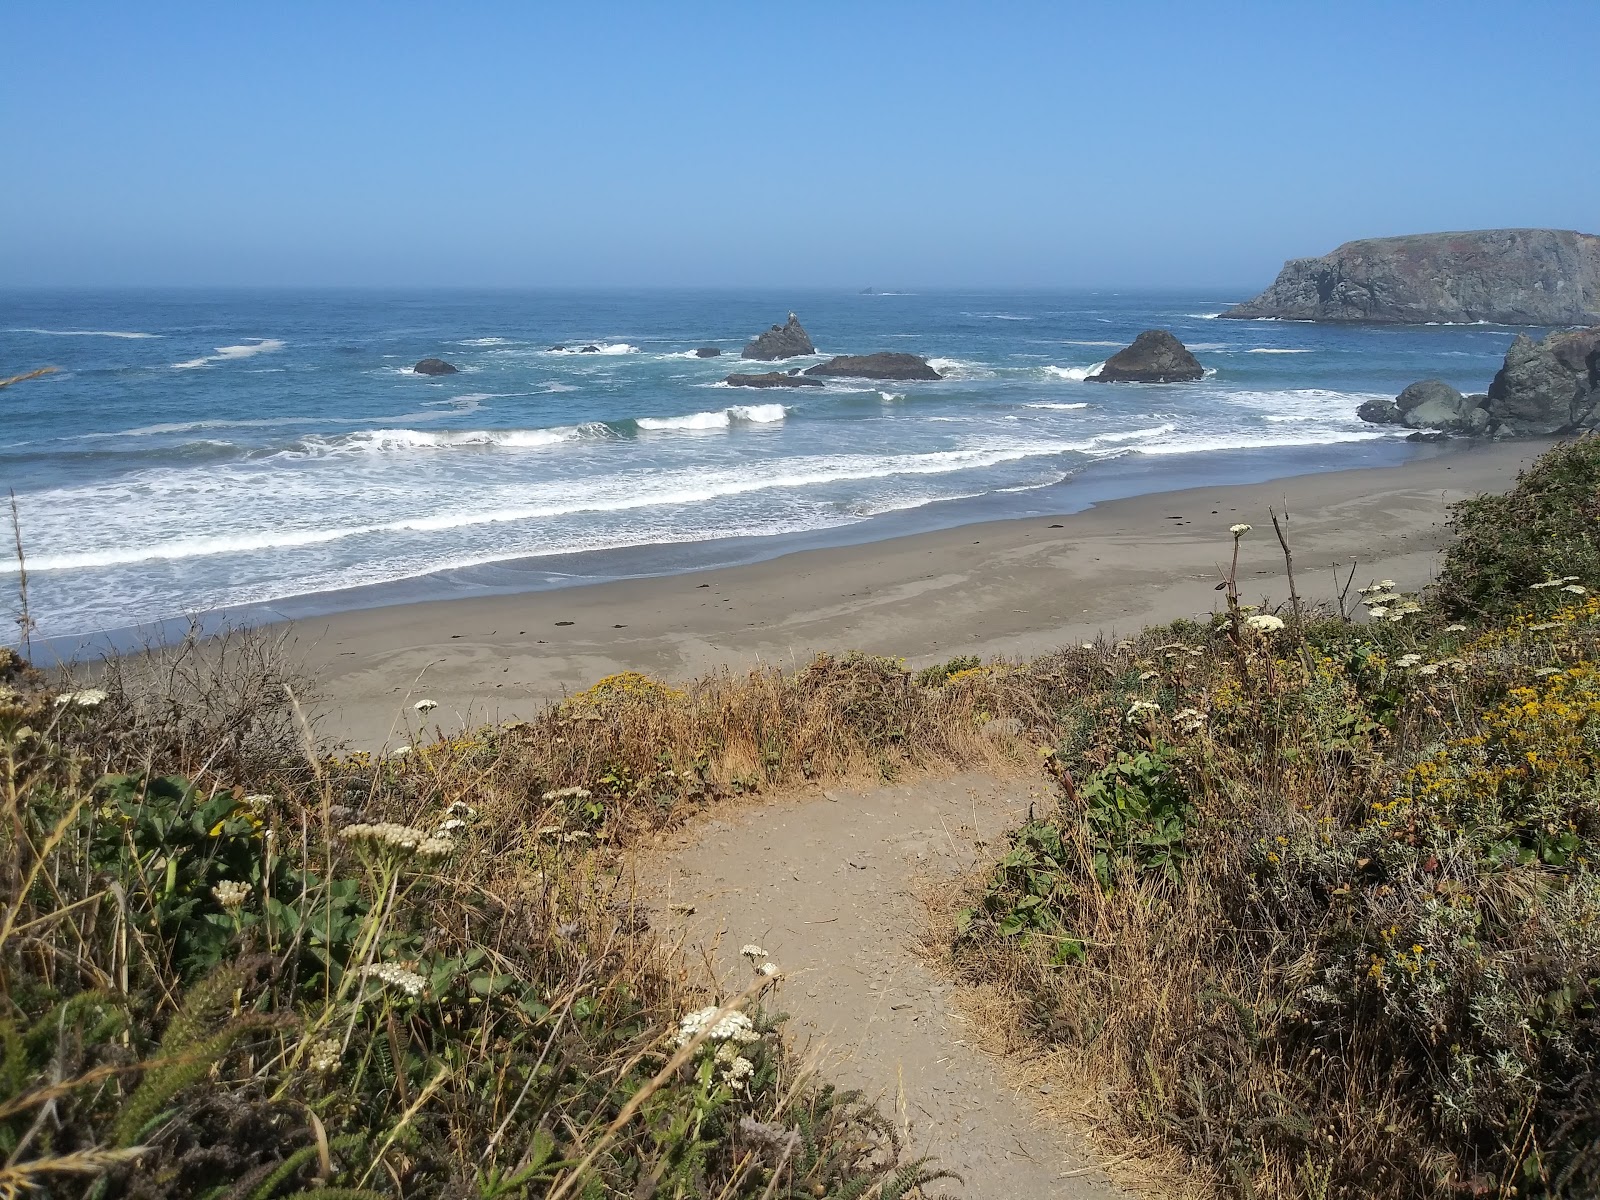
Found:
[247,438,1547,749]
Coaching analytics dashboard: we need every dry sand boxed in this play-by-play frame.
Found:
[286,441,1546,748]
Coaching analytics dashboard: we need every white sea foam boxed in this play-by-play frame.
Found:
[1023,401,1090,410]
[545,342,639,356]
[1135,430,1392,456]
[172,338,285,369]
[1043,362,1105,382]
[1246,348,1314,354]
[1185,313,1222,319]
[9,327,161,339]
[879,391,904,402]
[1061,340,1122,347]
[637,403,787,431]
[458,337,513,346]
[1222,387,1390,424]
[926,357,996,380]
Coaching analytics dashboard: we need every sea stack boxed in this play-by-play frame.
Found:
[412,358,459,375]
[742,313,815,360]
[1087,331,1204,383]
[803,353,942,381]
[1222,229,1600,325]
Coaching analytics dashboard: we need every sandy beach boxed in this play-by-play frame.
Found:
[282,441,1548,749]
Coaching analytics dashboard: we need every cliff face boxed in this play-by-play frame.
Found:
[1222,229,1600,325]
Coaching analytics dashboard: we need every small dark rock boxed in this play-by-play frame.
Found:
[548,344,566,352]
[1357,397,1402,424]
[803,352,942,381]
[579,345,601,353]
[694,347,722,358]
[724,372,824,389]
[742,313,815,360]
[1088,331,1204,383]
[412,358,458,376]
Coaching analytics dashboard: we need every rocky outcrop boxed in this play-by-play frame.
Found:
[1222,229,1600,325]
[694,347,722,358]
[1087,331,1204,383]
[802,353,942,381]
[1360,380,1489,435]
[412,358,458,375]
[1484,325,1600,435]
[724,372,824,389]
[742,314,815,360]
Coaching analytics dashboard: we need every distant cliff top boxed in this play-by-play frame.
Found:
[1222,229,1600,326]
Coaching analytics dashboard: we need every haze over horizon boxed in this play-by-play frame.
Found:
[5,0,1597,290]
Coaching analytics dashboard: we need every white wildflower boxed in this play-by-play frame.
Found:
[758,961,779,977]
[722,1055,756,1088]
[1528,621,1564,632]
[308,1038,341,1074]
[414,698,438,713]
[1379,580,1395,589]
[740,944,768,961]
[436,817,467,833]
[340,822,434,859]
[1230,523,1251,536]
[1138,670,1158,682]
[1394,654,1423,669]
[1366,605,1390,619]
[53,688,108,709]
[242,793,272,813]
[675,1006,760,1048]
[1416,663,1442,677]
[1080,642,1096,650]
[561,830,592,843]
[417,834,455,859]
[362,962,425,997]
[211,880,250,910]
[1529,579,1564,590]
[391,744,411,756]
[542,786,592,801]
[1444,624,1468,633]
[1173,707,1207,734]
[1245,614,1285,633]
[1563,584,1588,595]
[1125,700,1161,721]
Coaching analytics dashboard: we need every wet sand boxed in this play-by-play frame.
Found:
[282,441,1545,749]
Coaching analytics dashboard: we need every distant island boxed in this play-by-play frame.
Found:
[1222,228,1600,325]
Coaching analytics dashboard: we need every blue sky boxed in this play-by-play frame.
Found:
[4,1,1596,288]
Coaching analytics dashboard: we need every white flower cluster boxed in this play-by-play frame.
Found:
[1530,576,1586,595]
[740,943,781,977]
[414,698,438,713]
[542,786,592,802]
[211,880,250,910]
[717,1044,756,1088]
[1245,613,1285,633]
[740,944,767,961]
[341,822,455,860]
[1395,653,1423,669]
[675,1005,761,1049]
[1125,699,1161,723]
[1230,523,1252,536]
[1172,706,1207,734]
[53,688,108,709]
[1359,581,1422,622]
[362,962,426,997]
[308,1038,341,1074]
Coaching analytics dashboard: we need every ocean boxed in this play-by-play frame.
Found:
[0,289,1533,644]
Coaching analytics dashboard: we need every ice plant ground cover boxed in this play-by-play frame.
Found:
[952,437,1600,1200]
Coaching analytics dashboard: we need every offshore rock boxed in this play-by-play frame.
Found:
[412,358,458,375]
[723,372,824,388]
[694,346,722,358]
[1396,379,1488,435]
[1222,229,1600,325]
[1087,330,1204,383]
[802,352,942,381]
[742,313,815,360]
[1485,325,1600,435]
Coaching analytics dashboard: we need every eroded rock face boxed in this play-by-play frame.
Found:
[723,372,824,388]
[413,358,458,375]
[802,353,942,381]
[1087,330,1204,383]
[1485,326,1600,435]
[1222,229,1600,325]
[741,314,815,360]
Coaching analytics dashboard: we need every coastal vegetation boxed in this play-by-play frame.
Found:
[4,436,1598,1197]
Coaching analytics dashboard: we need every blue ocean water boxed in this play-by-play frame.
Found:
[0,289,1529,640]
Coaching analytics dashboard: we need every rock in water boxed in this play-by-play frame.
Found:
[723,372,824,389]
[1393,379,1489,435]
[412,358,458,375]
[1222,229,1600,325]
[1485,325,1600,435]
[802,353,942,381]
[694,347,722,358]
[741,313,815,360]
[1087,331,1204,383]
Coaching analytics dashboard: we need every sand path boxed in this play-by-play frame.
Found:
[647,771,1125,1200]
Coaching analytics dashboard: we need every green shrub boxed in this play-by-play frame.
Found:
[1436,435,1600,618]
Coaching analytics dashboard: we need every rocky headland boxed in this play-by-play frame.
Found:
[1223,229,1600,325]
[1361,325,1600,437]
[1087,330,1205,383]
[803,352,942,381]
[741,314,815,360]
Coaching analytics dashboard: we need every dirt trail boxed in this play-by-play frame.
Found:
[648,771,1125,1199]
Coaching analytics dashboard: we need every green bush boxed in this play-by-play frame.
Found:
[1436,435,1600,617]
